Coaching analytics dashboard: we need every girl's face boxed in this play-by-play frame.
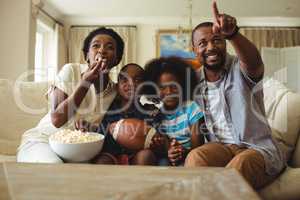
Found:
[87,34,117,70]
[158,72,180,110]
[117,65,144,102]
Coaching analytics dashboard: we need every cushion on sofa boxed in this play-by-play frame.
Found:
[259,167,300,200]
[0,79,49,155]
[263,78,300,163]
[291,135,300,167]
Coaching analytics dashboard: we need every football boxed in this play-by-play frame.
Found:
[108,119,156,150]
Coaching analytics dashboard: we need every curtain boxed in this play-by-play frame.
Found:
[240,27,300,51]
[54,23,68,72]
[69,26,137,82]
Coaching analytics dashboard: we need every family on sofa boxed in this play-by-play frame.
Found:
[16,1,285,190]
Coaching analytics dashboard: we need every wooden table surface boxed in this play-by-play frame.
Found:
[0,162,261,200]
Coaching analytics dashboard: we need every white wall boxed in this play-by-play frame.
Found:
[0,0,35,80]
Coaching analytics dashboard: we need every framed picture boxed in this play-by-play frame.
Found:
[156,29,194,58]
[156,29,201,70]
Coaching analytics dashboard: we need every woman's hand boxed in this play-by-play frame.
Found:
[168,138,186,166]
[75,119,98,132]
[82,59,108,83]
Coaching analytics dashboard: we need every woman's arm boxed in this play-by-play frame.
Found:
[50,81,90,128]
[51,62,103,128]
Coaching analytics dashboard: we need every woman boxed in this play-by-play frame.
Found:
[17,27,124,163]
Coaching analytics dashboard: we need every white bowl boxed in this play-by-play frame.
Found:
[49,132,105,163]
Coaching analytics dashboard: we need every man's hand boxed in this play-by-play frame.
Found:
[212,0,238,38]
[212,0,263,78]
[168,138,186,166]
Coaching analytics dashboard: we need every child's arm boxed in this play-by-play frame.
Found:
[190,118,205,149]
[168,138,185,166]
[149,134,168,156]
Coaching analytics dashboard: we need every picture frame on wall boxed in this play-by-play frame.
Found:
[156,29,201,70]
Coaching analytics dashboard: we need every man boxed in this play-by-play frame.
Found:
[185,0,285,189]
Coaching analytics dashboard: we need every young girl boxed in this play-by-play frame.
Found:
[93,63,161,165]
[144,57,205,166]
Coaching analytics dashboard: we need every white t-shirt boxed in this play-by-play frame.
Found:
[19,63,117,147]
[206,80,235,144]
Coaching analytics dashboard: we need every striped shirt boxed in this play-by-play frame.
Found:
[158,101,204,149]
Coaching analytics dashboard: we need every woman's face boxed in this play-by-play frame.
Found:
[158,72,180,110]
[87,34,118,70]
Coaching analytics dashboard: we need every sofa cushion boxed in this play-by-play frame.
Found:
[263,78,300,163]
[291,135,300,167]
[259,167,300,200]
[0,79,49,155]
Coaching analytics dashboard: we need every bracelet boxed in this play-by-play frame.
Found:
[225,26,240,40]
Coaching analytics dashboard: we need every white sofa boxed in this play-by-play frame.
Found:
[0,78,299,200]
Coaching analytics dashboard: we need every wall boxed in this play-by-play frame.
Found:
[65,16,300,66]
[2,0,300,80]
[0,0,35,81]
[136,17,300,66]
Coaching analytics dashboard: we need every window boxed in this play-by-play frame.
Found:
[34,18,56,81]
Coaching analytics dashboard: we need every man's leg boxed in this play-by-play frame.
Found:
[226,148,275,189]
[184,143,233,167]
[131,149,157,165]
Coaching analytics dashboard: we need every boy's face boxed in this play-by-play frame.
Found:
[158,72,180,110]
[117,65,144,101]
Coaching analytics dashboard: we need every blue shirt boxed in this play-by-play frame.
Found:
[158,101,204,149]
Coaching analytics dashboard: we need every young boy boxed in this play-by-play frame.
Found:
[144,57,205,166]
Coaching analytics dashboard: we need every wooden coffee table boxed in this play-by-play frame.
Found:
[0,162,261,200]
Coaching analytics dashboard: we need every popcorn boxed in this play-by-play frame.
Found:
[50,129,101,144]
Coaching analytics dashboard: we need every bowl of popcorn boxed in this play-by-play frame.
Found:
[49,129,104,162]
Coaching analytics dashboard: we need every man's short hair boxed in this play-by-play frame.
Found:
[191,22,213,46]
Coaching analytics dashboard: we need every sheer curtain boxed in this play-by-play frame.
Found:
[69,26,137,82]
[54,23,67,72]
[240,27,300,51]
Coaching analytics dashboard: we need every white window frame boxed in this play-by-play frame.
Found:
[34,17,56,82]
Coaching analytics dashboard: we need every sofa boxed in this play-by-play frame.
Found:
[0,78,299,200]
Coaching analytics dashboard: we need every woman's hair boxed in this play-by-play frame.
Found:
[82,27,124,65]
[143,56,198,102]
